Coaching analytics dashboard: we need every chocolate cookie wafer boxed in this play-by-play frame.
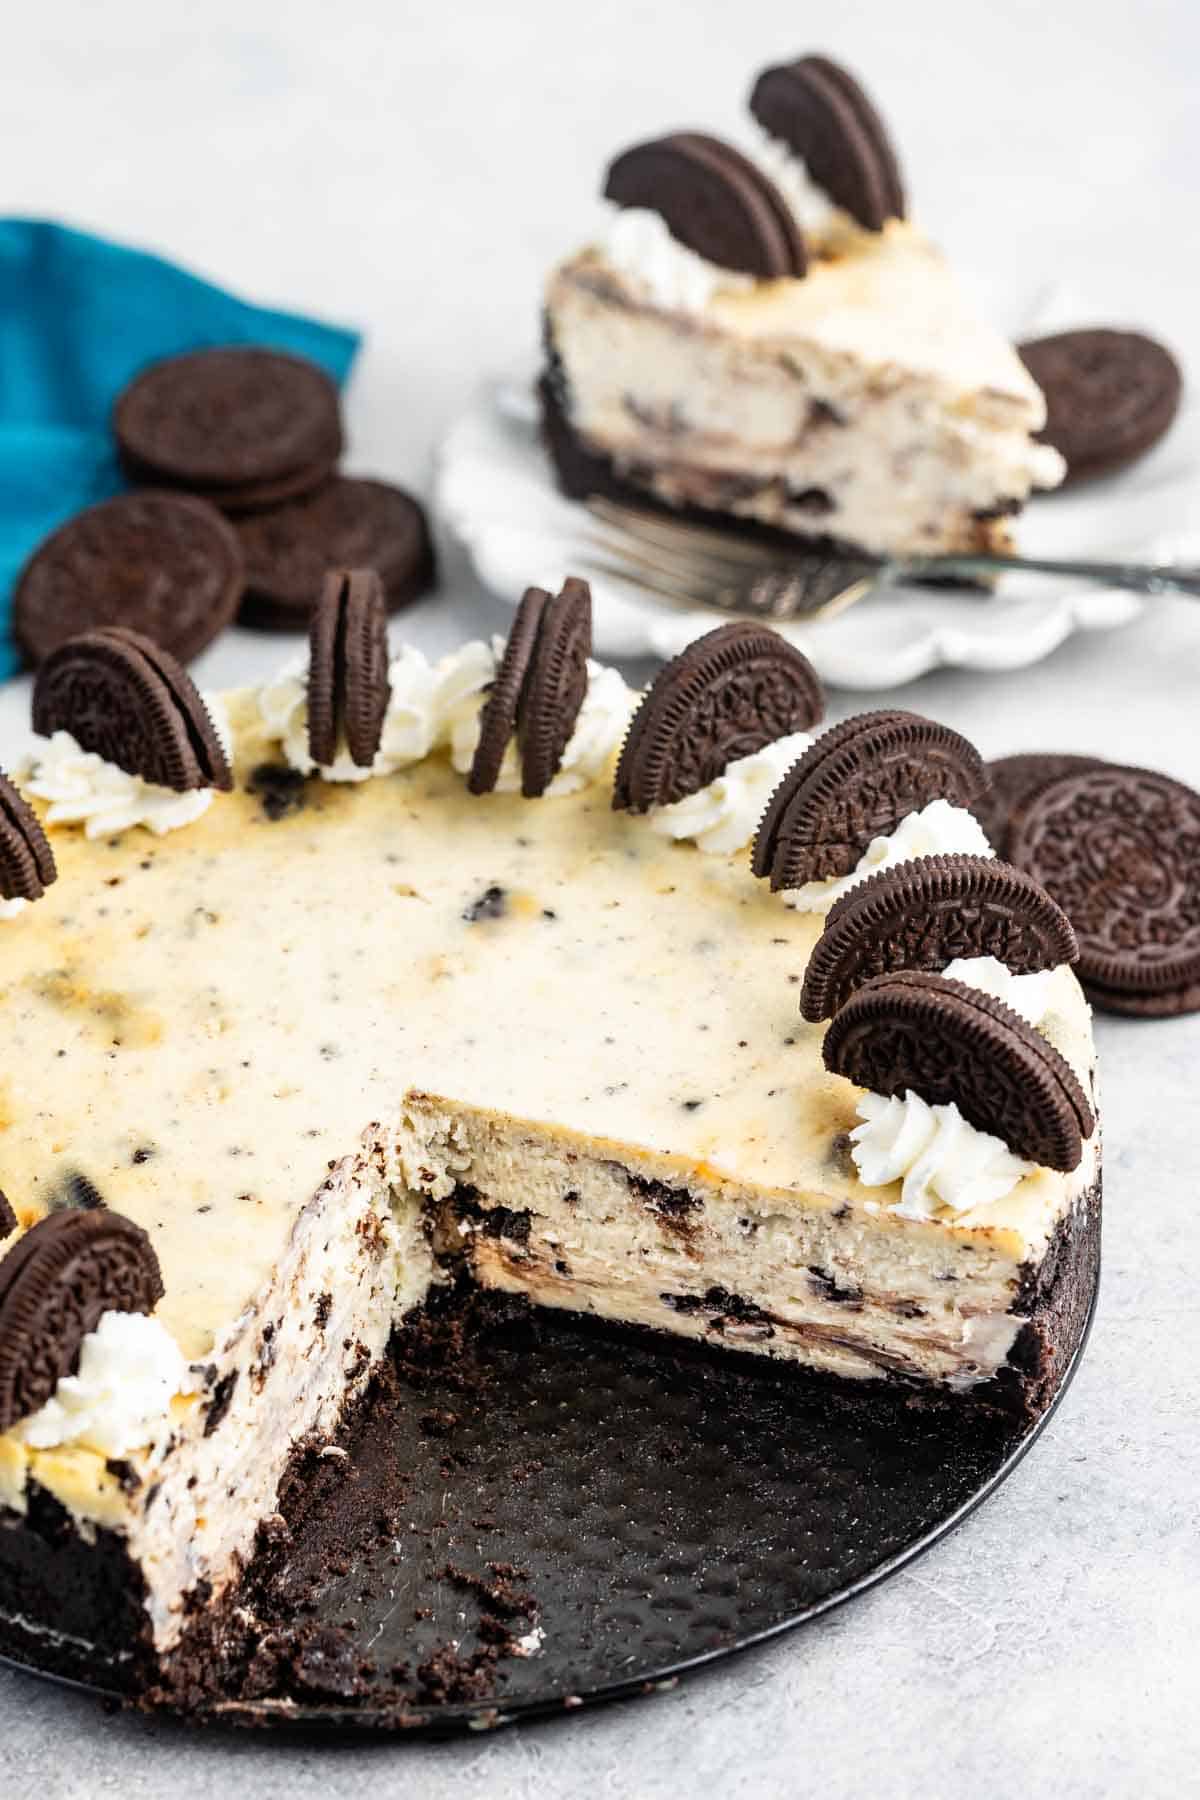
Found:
[823,970,1094,1171]
[114,348,342,512]
[605,132,807,278]
[0,1193,15,1242]
[0,771,57,905]
[1006,763,1200,1016]
[749,54,905,230]
[613,622,824,813]
[752,711,985,891]
[33,627,232,793]
[1018,329,1182,484]
[972,752,1107,858]
[234,478,436,629]
[469,578,594,797]
[14,491,243,667]
[0,1208,164,1432]
[801,854,1077,1021]
[307,570,391,770]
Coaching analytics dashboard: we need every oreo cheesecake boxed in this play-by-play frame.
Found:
[0,582,1099,1689]
[542,53,1064,557]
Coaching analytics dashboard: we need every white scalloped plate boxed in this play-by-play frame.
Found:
[434,364,1197,687]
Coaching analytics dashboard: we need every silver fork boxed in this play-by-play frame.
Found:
[579,498,1200,622]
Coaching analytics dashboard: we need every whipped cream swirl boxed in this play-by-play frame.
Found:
[13,695,231,850]
[649,732,813,855]
[254,640,636,797]
[599,207,754,314]
[449,659,636,796]
[750,132,841,239]
[850,1091,1034,1220]
[783,798,993,915]
[13,1311,194,1457]
[942,954,1058,1028]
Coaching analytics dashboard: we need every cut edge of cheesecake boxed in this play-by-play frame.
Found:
[541,222,1065,559]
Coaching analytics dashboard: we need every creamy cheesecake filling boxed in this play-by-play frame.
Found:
[0,671,1099,1654]
[545,243,1064,557]
[400,1096,1096,1392]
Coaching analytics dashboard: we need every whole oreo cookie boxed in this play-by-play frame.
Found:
[14,491,243,668]
[1006,763,1200,1016]
[0,1208,164,1433]
[752,711,985,891]
[800,854,1078,1021]
[604,131,807,279]
[114,348,342,511]
[234,478,437,628]
[0,770,57,904]
[0,1193,16,1241]
[749,54,904,230]
[613,622,824,813]
[1017,329,1183,483]
[33,626,232,794]
[307,570,391,769]
[823,970,1094,1171]
[972,752,1107,858]
[516,576,593,798]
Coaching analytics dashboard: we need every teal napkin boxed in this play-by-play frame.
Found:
[0,219,361,678]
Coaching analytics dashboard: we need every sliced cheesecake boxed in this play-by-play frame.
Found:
[542,54,1064,557]
[0,608,1098,1687]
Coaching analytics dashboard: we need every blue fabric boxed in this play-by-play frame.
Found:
[0,219,361,677]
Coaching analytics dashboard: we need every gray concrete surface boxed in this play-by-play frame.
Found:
[2,1,1198,1793]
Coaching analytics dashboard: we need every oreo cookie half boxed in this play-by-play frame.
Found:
[307,570,392,770]
[749,54,904,230]
[32,626,232,794]
[516,577,593,798]
[1006,763,1200,1016]
[114,348,342,510]
[613,622,824,813]
[1018,329,1183,484]
[604,132,807,279]
[0,1208,165,1433]
[822,970,1094,1172]
[800,854,1078,1022]
[13,491,244,668]
[0,771,57,904]
[468,587,550,796]
[0,1193,15,1242]
[752,711,985,891]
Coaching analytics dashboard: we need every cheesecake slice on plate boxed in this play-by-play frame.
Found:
[542,53,1064,558]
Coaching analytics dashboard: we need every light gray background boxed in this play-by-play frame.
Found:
[3,2,1199,1795]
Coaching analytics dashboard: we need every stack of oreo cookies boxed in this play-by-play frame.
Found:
[14,347,436,667]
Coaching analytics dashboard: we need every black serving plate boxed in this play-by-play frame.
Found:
[1,1273,1097,1735]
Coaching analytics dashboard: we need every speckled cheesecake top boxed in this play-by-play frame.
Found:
[0,686,1095,1367]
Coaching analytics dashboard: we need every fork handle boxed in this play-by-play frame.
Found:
[898,553,1200,598]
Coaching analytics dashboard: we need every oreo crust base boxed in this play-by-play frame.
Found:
[0,1176,1099,1719]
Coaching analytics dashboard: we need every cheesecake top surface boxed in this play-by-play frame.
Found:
[555,222,1046,423]
[0,686,1094,1363]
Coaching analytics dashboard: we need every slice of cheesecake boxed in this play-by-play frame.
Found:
[542,56,1063,558]
[0,639,1098,1688]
